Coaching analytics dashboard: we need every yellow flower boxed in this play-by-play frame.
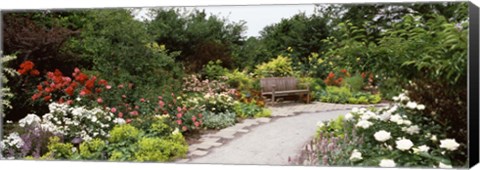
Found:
[329,61,333,65]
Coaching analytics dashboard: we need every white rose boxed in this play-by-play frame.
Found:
[344,113,353,121]
[356,120,373,129]
[405,125,420,135]
[374,130,391,142]
[349,149,362,161]
[438,162,452,168]
[395,138,414,151]
[379,159,396,167]
[389,114,403,124]
[406,102,417,109]
[415,145,430,153]
[439,139,460,151]
[392,96,399,101]
[416,104,425,110]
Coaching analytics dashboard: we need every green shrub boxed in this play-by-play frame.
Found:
[79,138,107,160]
[202,60,228,80]
[369,94,382,103]
[357,96,369,104]
[317,86,381,104]
[342,74,364,92]
[109,124,141,144]
[147,117,173,138]
[202,111,236,129]
[134,137,188,162]
[41,136,74,160]
[234,102,263,118]
[225,69,254,91]
[348,97,359,104]
[254,108,272,118]
[254,55,294,78]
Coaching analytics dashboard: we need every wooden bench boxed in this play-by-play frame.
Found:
[260,77,310,103]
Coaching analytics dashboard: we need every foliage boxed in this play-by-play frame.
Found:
[201,60,228,80]
[343,73,365,92]
[147,8,245,72]
[66,9,184,103]
[1,55,19,111]
[41,136,74,160]
[296,93,466,168]
[234,102,264,119]
[201,111,236,129]
[254,108,272,118]
[318,86,381,104]
[182,74,230,94]
[225,69,255,91]
[79,138,107,160]
[254,55,295,78]
[134,136,188,162]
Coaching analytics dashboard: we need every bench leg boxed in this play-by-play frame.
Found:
[272,93,275,103]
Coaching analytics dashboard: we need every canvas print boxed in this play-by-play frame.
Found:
[0,2,470,168]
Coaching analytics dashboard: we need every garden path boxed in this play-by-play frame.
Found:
[178,102,388,165]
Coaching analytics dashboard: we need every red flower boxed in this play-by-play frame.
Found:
[54,69,62,77]
[177,120,182,125]
[37,85,43,91]
[65,87,74,96]
[340,69,347,73]
[45,87,53,93]
[361,72,366,79]
[43,95,52,101]
[75,73,88,84]
[98,79,108,86]
[30,69,40,76]
[111,107,117,113]
[58,98,65,104]
[85,78,95,90]
[18,60,35,75]
[140,98,145,102]
[95,88,102,93]
[176,113,183,118]
[31,93,41,101]
[80,88,91,96]
[327,72,335,78]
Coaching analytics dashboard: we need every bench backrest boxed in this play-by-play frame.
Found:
[260,77,298,92]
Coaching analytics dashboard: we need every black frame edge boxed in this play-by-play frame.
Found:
[469,1,480,168]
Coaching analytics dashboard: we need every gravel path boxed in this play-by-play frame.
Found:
[188,109,349,165]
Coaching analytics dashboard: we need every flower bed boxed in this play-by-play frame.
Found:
[290,92,466,168]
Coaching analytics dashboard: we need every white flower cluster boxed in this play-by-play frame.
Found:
[338,92,461,168]
[14,103,116,142]
[1,132,24,152]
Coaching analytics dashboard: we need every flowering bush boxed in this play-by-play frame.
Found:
[293,92,466,168]
[317,86,381,104]
[182,74,230,94]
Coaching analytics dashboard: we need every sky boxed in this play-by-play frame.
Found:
[134,4,318,37]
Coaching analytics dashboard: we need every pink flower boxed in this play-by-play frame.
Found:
[176,113,183,118]
[194,121,200,127]
[130,111,139,116]
[118,84,124,89]
[126,119,132,124]
[97,98,103,103]
[106,85,112,89]
[177,107,182,112]
[192,116,197,122]
[182,126,187,131]
[158,96,163,100]
[66,100,73,105]
[140,98,145,102]
[177,120,182,125]
[158,101,165,108]
[135,105,139,109]
[118,112,123,118]
[110,107,117,113]
[122,95,126,99]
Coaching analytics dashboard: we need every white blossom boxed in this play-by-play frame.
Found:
[439,139,460,151]
[374,130,391,142]
[379,159,396,167]
[316,122,325,128]
[18,114,41,127]
[413,145,430,153]
[356,120,373,129]
[406,102,417,109]
[396,138,414,151]
[431,135,438,142]
[344,113,353,121]
[349,149,363,161]
[438,162,453,168]
[405,125,420,135]
[416,104,426,110]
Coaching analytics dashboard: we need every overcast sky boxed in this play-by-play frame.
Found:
[134,4,317,37]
